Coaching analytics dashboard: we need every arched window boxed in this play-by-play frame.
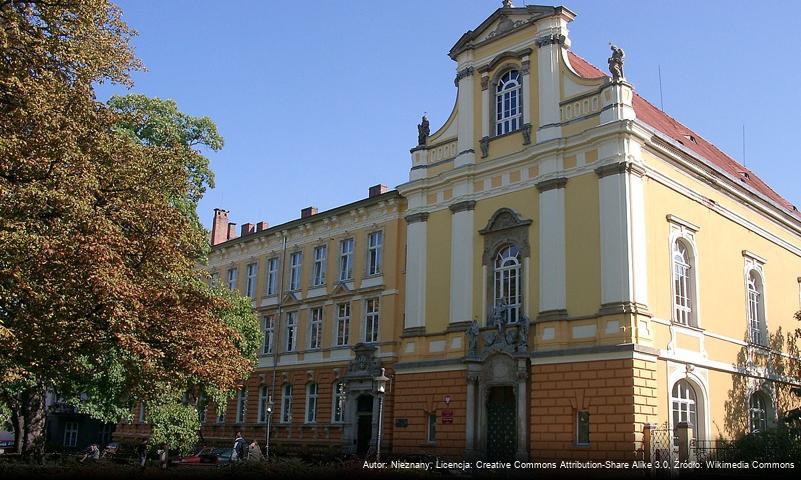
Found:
[671,380,697,437]
[749,392,769,433]
[496,70,522,136]
[257,386,270,423]
[305,383,318,423]
[280,384,292,423]
[494,244,522,323]
[332,381,347,423]
[672,239,696,326]
[235,388,247,424]
[747,270,766,345]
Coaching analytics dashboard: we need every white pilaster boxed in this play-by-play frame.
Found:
[481,73,490,139]
[537,178,567,315]
[404,213,428,330]
[449,201,476,324]
[455,66,476,167]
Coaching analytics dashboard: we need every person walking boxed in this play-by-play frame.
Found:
[137,438,148,469]
[247,439,263,461]
[232,432,247,462]
[157,443,169,470]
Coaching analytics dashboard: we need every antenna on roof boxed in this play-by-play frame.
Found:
[742,124,746,167]
[658,65,664,111]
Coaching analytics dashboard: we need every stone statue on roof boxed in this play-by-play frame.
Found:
[417,115,429,145]
[502,0,513,8]
[608,44,625,81]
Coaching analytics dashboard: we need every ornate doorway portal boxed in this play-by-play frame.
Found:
[486,386,516,460]
[356,394,374,455]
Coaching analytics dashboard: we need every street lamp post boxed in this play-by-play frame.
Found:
[374,368,389,463]
[264,397,273,461]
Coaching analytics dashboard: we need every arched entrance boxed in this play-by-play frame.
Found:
[356,394,374,455]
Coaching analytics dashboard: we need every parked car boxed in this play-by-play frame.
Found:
[174,447,233,467]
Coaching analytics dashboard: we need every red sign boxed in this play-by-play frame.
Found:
[441,409,454,424]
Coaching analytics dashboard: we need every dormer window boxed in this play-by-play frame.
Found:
[496,69,522,135]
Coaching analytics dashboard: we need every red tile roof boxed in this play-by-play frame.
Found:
[566,51,800,220]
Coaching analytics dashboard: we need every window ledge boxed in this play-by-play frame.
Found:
[671,322,705,333]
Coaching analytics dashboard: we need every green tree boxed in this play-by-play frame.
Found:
[0,1,260,459]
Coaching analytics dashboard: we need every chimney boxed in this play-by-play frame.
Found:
[369,184,388,198]
[256,221,269,232]
[227,222,238,240]
[241,223,255,236]
[211,208,230,246]
[301,207,318,218]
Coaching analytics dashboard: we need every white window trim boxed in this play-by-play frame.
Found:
[367,230,383,276]
[262,315,274,355]
[266,257,279,296]
[289,251,303,291]
[339,238,354,281]
[743,255,768,347]
[495,69,523,136]
[257,386,269,423]
[235,388,247,424]
[666,365,709,442]
[309,307,323,350]
[312,245,327,287]
[280,384,293,423]
[285,311,297,352]
[63,421,79,447]
[245,262,258,298]
[668,227,701,328]
[305,383,318,424]
[332,381,346,424]
[364,298,380,344]
[227,267,238,290]
[335,303,350,346]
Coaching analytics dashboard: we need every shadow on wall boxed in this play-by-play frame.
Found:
[722,319,801,440]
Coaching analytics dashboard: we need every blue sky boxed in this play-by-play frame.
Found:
[96,0,801,230]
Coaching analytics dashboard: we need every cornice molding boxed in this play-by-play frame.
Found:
[449,200,477,214]
[535,177,567,192]
[594,161,646,179]
[404,212,429,224]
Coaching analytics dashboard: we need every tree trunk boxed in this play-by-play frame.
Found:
[9,386,47,462]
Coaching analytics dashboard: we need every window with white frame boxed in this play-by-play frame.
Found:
[227,267,238,290]
[339,238,354,281]
[289,251,302,291]
[216,403,226,423]
[312,245,326,286]
[266,257,278,295]
[672,239,696,326]
[749,391,769,433]
[139,403,146,423]
[262,315,274,354]
[235,388,246,424]
[427,413,436,443]
[245,262,257,298]
[306,383,318,423]
[309,307,323,350]
[367,231,383,275]
[63,421,78,447]
[747,270,766,346]
[671,380,697,443]
[332,381,346,423]
[336,303,350,346]
[364,298,379,343]
[494,244,521,323]
[285,311,297,352]
[281,384,292,423]
[257,386,270,423]
[495,69,522,136]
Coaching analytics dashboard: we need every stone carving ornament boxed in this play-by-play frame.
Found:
[417,115,430,145]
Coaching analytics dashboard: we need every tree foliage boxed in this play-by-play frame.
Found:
[0,0,259,457]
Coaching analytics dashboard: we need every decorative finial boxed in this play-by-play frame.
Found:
[417,114,430,146]
[608,43,625,81]
[502,0,513,8]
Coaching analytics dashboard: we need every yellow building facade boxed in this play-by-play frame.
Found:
[115,2,801,461]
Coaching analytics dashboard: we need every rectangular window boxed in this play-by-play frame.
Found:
[312,245,327,286]
[309,307,323,350]
[227,267,238,290]
[364,298,379,343]
[245,262,258,298]
[367,231,383,275]
[262,315,274,354]
[289,251,302,291]
[63,421,78,447]
[306,383,318,423]
[285,311,297,352]
[236,389,246,424]
[281,384,293,423]
[333,382,346,423]
[257,386,270,423]
[216,404,226,424]
[339,238,354,281]
[336,303,350,346]
[577,411,590,445]
[265,257,278,295]
[197,393,207,424]
[138,403,145,423]
[427,414,436,443]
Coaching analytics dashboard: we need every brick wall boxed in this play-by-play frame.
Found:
[531,358,657,460]
[392,369,466,457]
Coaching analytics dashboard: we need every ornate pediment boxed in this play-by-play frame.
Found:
[281,291,299,305]
[344,343,381,380]
[330,281,352,297]
[480,208,532,234]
